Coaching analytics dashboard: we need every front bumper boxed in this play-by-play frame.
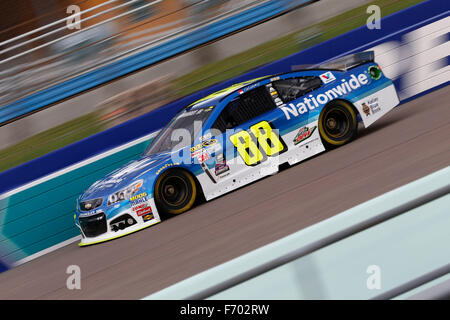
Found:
[77,197,161,246]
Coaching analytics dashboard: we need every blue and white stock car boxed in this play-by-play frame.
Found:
[75,52,400,246]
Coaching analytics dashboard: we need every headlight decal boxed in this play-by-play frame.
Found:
[107,180,143,205]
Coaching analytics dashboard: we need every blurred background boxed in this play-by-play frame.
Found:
[0,0,255,105]
[0,0,423,173]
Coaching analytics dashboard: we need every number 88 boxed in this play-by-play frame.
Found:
[230,121,284,166]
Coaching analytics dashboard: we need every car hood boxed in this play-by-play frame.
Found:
[81,152,171,200]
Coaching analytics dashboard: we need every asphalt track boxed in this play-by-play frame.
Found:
[0,86,448,299]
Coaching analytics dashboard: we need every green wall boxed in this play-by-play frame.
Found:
[0,138,153,265]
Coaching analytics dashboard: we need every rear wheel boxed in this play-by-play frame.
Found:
[318,100,358,149]
[154,169,197,217]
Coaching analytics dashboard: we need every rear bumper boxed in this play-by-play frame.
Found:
[353,83,400,128]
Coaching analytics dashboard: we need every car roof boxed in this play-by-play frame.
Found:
[187,75,270,109]
[186,67,340,110]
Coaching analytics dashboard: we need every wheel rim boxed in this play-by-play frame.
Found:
[160,176,188,207]
[323,108,350,139]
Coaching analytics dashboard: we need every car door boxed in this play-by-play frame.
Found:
[269,75,326,165]
[198,83,289,199]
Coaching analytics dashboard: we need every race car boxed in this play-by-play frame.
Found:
[75,51,400,246]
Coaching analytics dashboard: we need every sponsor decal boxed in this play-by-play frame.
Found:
[280,73,369,120]
[190,139,219,161]
[191,149,202,158]
[136,205,152,217]
[216,153,224,163]
[320,71,336,84]
[363,97,381,115]
[214,154,230,176]
[142,213,154,222]
[131,203,146,212]
[200,132,212,141]
[293,126,317,145]
[191,149,210,163]
[130,196,148,207]
[202,139,217,147]
[215,163,229,176]
[368,65,382,80]
[155,163,179,175]
[79,209,102,218]
[362,103,371,116]
[199,151,211,163]
[130,192,147,201]
[190,139,217,153]
[190,144,202,152]
[130,192,149,206]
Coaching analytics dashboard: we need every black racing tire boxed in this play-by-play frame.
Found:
[154,169,197,217]
[318,100,358,149]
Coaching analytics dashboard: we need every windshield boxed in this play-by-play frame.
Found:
[144,107,214,156]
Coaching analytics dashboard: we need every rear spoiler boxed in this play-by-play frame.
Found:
[292,51,375,72]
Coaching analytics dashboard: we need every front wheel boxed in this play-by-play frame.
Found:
[154,169,197,217]
[318,100,358,149]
